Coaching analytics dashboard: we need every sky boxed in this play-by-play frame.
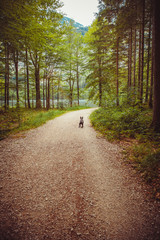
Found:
[61,0,99,26]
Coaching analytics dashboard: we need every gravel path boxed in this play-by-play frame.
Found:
[0,108,160,240]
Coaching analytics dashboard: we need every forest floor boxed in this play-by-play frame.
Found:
[0,108,160,240]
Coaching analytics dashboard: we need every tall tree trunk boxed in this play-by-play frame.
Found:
[76,61,80,106]
[35,62,41,109]
[13,50,19,108]
[46,76,48,109]
[24,63,26,108]
[129,27,133,88]
[140,0,145,104]
[145,12,152,103]
[57,75,60,108]
[133,27,137,98]
[29,51,41,108]
[32,89,34,108]
[5,43,10,110]
[69,62,72,107]
[116,37,119,106]
[152,0,160,131]
[26,49,30,108]
[52,79,54,109]
[138,27,142,101]
[98,52,102,107]
[149,41,154,109]
[43,74,45,108]
[46,78,50,110]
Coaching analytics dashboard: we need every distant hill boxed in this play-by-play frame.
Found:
[62,17,88,36]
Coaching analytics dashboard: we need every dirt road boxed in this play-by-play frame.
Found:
[0,108,160,240]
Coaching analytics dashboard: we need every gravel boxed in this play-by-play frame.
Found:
[0,108,160,240]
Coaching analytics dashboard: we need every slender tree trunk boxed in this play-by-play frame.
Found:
[133,27,137,97]
[140,0,145,104]
[152,0,160,131]
[32,89,34,108]
[29,51,41,108]
[69,62,72,107]
[129,27,133,88]
[24,62,26,108]
[35,62,41,109]
[99,74,102,107]
[5,43,10,110]
[98,52,102,107]
[52,79,54,109]
[145,12,152,103]
[127,38,130,90]
[43,74,45,108]
[46,76,48,109]
[76,62,80,106]
[46,78,50,110]
[57,75,61,108]
[138,27,142,101]
[26,49,30,108]
[149,40,154,109]
[13,50,19,108]
[116,37,119,106]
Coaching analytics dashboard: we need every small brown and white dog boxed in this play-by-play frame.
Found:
[79,116,84,128]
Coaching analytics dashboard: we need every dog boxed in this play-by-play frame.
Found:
[79,116,84,128]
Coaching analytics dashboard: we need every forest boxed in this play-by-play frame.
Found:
[0,0,160,166]
[0,0,160,127]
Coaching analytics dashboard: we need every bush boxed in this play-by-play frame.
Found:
[137,151,160,182]
[90,106,154,140]
[90,106,160,188]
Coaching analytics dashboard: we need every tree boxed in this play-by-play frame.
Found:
[152,0,160,131]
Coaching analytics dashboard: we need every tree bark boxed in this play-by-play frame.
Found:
[129,27,133,88]
[149,42,154,109]
[133,27,137,99]
[52,79,54,109]
[57,76,60,108]
[98,52,102,107]
[26,49,31,108]
[35,60,41,109]
[46,78,50,110]
[138,27,142,101]
[43,74,45,108]
[46,76,48,109]
[149,18,154,109]
[5,43,10,110]
[116,37,119,106]
[30,51,41,109]
[145,12,152,103]
[77,61,80,106]
[13,50,19,108]
[140,0,145,104]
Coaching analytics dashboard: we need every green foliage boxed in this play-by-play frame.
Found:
[90,106,160,188]
[90,106,154,140]
[133,144,160,183]
[0,106,90,139]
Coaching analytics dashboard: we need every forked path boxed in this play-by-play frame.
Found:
[0,108,160,240]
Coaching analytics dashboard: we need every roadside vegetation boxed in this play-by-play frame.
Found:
[90,107,160,199]
[0,106,90,140]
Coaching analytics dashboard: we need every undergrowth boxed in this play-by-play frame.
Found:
[90,106,160,199]
[0,106,90,140]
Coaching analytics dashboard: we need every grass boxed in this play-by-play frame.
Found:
[0,106,90,140]
[90,106,160,199]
